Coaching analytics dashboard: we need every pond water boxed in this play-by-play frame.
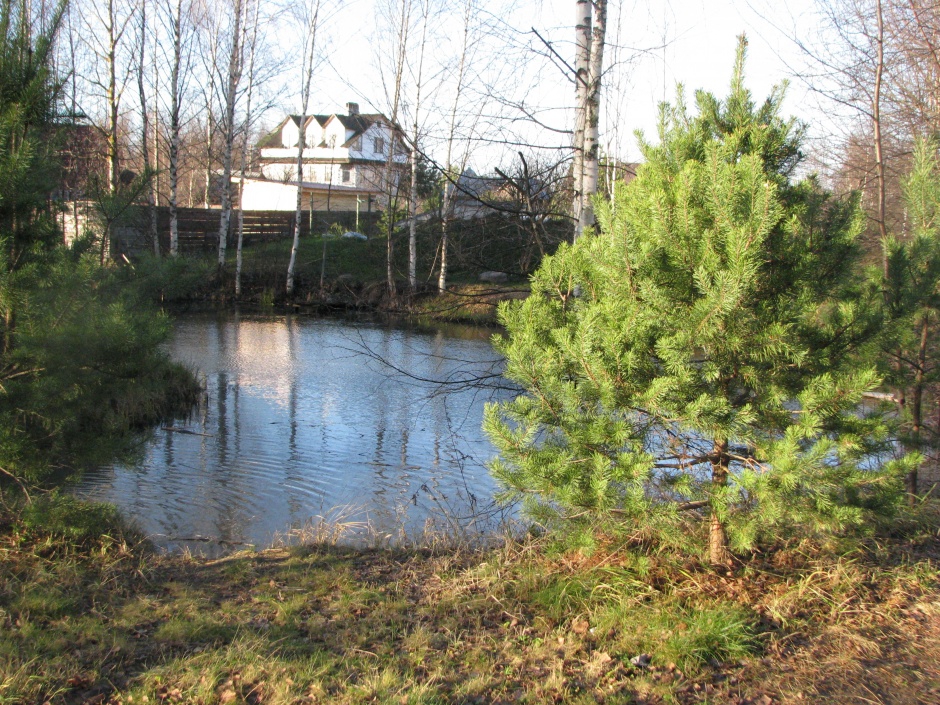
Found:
[71,311,513,554]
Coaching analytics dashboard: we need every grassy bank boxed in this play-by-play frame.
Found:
[2,497,938,704]
[121,236,529,325]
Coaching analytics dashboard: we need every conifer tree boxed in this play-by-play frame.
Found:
[879,137,940,501]
[0,0,200,488]
[484,38,910,565]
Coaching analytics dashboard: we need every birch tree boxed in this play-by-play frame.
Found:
[436,0,484,294]
[216,0,246,268]
[82,0,137,198]
[193,1,222,209]
[376,0,412,299]
[160,0,195,257]
[235,0,261,296]
[405,0,434,292]
[572,0,607,240]
[134,0,159,255]
[285,0,322,296]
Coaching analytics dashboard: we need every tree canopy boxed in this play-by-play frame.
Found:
[484,38,911,565]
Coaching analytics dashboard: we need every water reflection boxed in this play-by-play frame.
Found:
[72,311,510,554]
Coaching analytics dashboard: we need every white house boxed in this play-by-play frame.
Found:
[240,102,409,212]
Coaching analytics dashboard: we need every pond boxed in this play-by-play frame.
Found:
[71,311,514,554]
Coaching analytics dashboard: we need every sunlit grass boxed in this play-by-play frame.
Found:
[1,494,938,704]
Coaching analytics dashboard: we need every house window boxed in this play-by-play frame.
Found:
[341,166,352,183]
[373,137,385,155]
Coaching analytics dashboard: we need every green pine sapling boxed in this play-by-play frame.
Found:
[484,38,911,565]
[880,137,940,502]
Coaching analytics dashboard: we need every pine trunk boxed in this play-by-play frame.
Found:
[907,312,929,503]
[709,439,732,567]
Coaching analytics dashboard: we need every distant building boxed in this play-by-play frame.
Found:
[240,102,409,212]
[52,122,110,244]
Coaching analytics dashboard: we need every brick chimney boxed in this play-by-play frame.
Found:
[346,102,359,116]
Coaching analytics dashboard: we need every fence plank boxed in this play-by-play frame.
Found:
[130,206,381,256]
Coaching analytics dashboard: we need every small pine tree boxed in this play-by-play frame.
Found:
[484,38,910,565]
[879,137,940,501]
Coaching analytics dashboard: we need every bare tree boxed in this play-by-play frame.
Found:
[77,0,138,261]
[216,0,247,268]
[163,0,191,257]
[235,0,262,296]
[285,0,323,296]
[436,0,484,294]
[376,0,413,299]
[405,0,435,293]
[134,0,160,255]
[193,1,222,210]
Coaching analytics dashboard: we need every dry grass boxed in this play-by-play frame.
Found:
[1,499,938,705]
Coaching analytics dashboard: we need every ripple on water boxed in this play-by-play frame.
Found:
[71,312,510,554]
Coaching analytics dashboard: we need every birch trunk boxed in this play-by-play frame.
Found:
[571,0,591,240]
[106,0,120,196]
[438,0,472,294]
[382,0,411,300]
[202,24,219,210]
[217,0,245,268]
[204,101,214,207]
[408,145,418,291]
[407,0,430,293]
[286,0,321,296]
[137,0,159,255]
[168,0,183,257]
[579,0,606,236]
[235,0,260,297]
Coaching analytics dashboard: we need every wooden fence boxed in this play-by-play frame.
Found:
[115,206,382,257]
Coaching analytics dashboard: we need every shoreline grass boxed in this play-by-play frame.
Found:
[1,496,938,704]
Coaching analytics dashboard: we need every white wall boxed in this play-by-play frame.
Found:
[281,120,299,148]
[241,180,300,210]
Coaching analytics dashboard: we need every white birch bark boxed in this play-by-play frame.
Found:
[407,0,431,293]
[286,0,322,296]
[167,0,185,257]
[236,0,261,296]
[381,0,411,299]
[438,0,474,294]
[136,0,159,255]
[571,0,592,240]
[579,0,606,236]
[217,0,246,268]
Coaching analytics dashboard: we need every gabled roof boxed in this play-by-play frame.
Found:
[258,109,406,151]
[289,114,331,127]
